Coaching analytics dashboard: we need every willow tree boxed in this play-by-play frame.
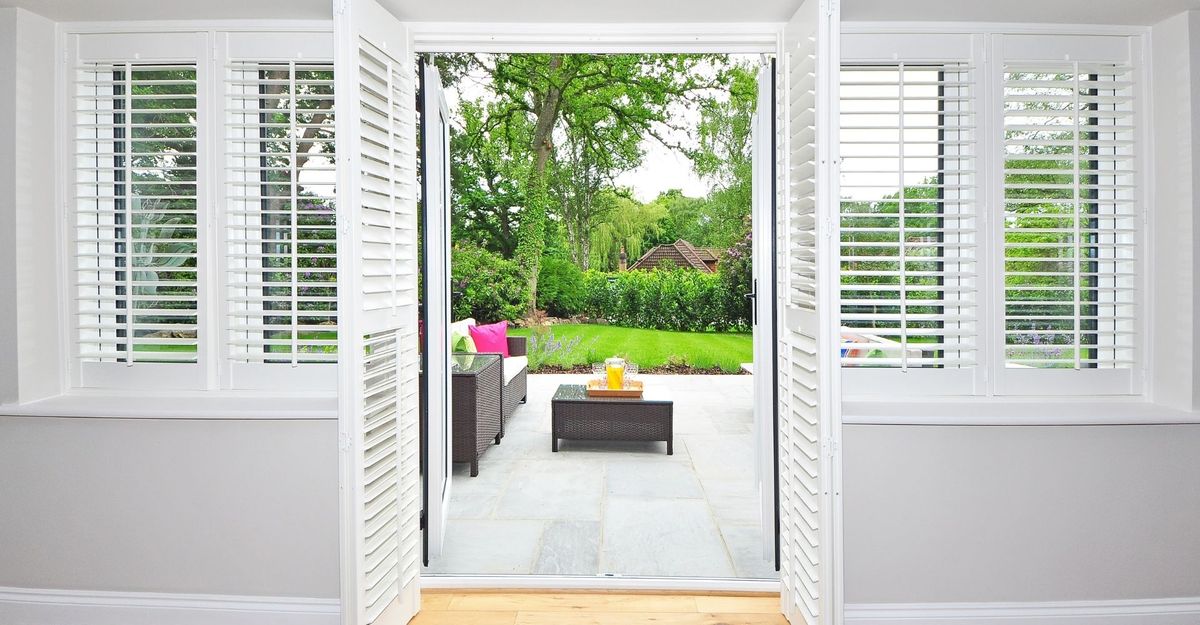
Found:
[588,191,667,271]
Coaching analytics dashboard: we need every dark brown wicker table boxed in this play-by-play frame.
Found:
[551,384,673,454]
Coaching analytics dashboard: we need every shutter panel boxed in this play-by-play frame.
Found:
[225,61,338,377]
[779,0,842,623]
[1001,64,1138,371]
[73,60,204,387]
[839,64,977,369]
[335,1,421,623]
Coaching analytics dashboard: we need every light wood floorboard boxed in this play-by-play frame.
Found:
[412,590,786,625]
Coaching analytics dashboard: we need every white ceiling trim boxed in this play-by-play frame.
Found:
[841,21,1150,36]
[408,22,782,53]
[56,19,333,34]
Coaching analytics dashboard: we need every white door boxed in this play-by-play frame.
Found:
[751,59,779,564]
[778,0,843,623]
[335,1,423,623]
[420,58,453,562]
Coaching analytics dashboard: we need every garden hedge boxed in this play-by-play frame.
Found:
[581,267,749,332]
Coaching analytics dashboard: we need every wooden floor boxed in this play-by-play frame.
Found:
[412,590,787,625]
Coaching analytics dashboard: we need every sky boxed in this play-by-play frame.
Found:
[442,54,760,203]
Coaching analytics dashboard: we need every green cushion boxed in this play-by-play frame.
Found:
[452,329,477,353]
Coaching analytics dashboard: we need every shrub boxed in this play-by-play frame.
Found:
[525,324,595,371]
[581,267,749,332]
[536,257,587,317]
[718,219,753,328]
[450,243,529,323]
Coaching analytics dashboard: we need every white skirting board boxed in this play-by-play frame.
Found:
[845,598,1200,624]
[0,587,340,625]
[3,586,1198,625]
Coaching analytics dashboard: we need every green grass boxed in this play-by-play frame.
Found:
[509,323,752,373]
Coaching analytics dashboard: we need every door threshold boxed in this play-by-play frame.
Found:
[421,574,780,593]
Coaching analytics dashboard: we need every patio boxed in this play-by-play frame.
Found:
[423,373,776,579]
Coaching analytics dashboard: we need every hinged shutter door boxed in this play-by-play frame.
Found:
[779,0,843,624]
[419,58,454,562]
[335,1,421,624]
[752,61,779,563]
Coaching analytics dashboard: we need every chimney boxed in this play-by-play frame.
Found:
[618,246,628,272]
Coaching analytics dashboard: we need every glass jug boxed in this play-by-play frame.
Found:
[605,357,626,390]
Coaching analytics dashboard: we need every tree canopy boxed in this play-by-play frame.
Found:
[441,53,758,311]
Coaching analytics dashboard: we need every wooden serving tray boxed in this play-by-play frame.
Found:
[586,379,644,398]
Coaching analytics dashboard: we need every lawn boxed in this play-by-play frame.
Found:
[509,323,752,373]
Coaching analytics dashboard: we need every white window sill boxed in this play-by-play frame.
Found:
[0,391,337,420]
[843,398,1200,426]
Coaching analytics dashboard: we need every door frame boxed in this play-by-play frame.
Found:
[411,22,808,593]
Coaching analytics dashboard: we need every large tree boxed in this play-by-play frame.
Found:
[686,62,759,249]
[457,53,725,309]
[450,99,529,257]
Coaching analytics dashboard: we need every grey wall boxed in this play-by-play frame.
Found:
[0,8,19,404]
[0,416,341,598]
[842,424,1200,604]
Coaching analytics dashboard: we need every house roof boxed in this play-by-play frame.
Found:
[628,239,721,273]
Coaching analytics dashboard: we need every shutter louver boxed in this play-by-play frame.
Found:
[1002,64,1137,369]
[359,44,417,315]
[782,29,823,622]
[74,63,200,365]
[788,42,819,311]
[226,62,338,365]
[839,64,977,369]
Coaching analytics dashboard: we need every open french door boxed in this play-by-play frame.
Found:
[419,58,453,563]
[335,0,422,623]
[777,0,843,624]
[751,58,779,566]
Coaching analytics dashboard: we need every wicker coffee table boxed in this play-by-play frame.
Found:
[551,384,673,454]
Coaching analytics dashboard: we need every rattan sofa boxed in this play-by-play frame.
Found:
[450,319,527,441]
[451,354,503,477]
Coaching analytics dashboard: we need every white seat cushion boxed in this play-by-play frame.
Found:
[502,356,528,386]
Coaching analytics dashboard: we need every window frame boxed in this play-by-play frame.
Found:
[60,26,338,394]
[839,28,1150,399]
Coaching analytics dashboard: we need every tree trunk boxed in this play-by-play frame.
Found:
[513,54,567,313]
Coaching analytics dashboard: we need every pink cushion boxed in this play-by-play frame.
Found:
[468,321,509,357]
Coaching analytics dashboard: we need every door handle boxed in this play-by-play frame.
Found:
[744,279,758,325]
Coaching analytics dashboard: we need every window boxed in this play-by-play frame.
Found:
[839,32,1143,397]
[1001,64,1137,371]
[69,31,337,392]
[74,63,202,383]
[839,63,977,370]
[226,62,337,373]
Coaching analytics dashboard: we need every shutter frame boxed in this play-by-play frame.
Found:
[72,53,206,390]
[334,3,421,624]
[838,63,979,373]
[993,32,1143,396]
[223,58,338,390]
[780,0,843,622]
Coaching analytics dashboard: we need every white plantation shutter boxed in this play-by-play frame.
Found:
[839,64,977,370]
[779,0,842,623]
[73,60,204,388]
[225,61,338,381]
[1001,64,1138,373]
[787,42,818,311]
[335,1,421,623]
